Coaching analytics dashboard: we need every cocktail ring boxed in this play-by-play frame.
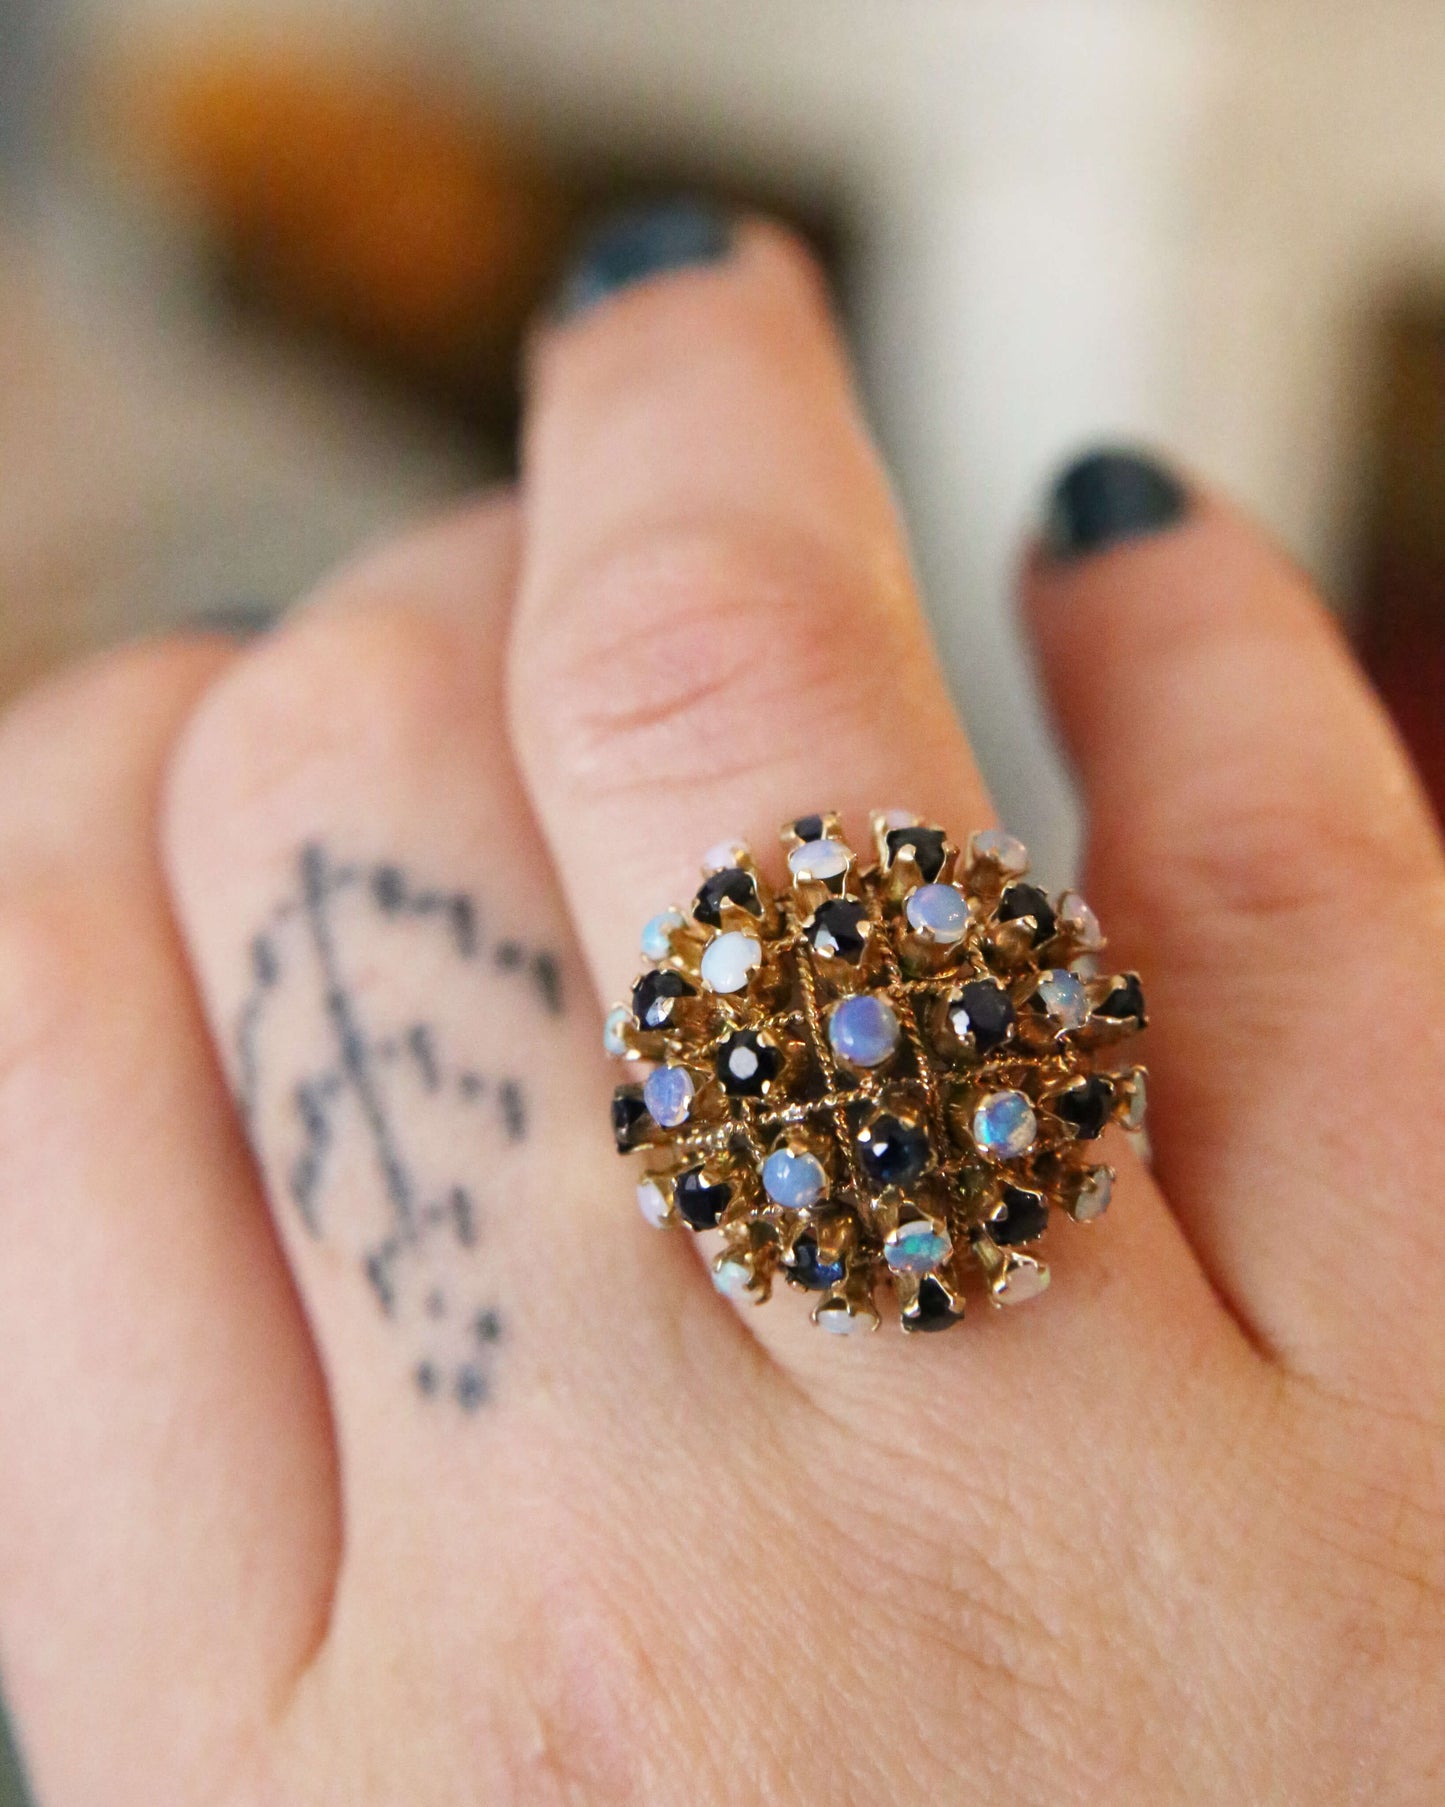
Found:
[606,813,1147,1336]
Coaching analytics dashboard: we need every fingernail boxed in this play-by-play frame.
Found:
[196,601,283,640]
[552,199,734,322]
[1044,449,1189,561]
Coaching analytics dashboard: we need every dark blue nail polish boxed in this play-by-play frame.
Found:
[196,601,282,640]
[552,200,734,321]
[1045,449,1188,560]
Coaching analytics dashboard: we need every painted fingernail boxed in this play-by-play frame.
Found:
[195,601,283,640]
[1045,449,1188,560]
[552,199,734,322]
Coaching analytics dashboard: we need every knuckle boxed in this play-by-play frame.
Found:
[1116,750,1443,939]
[167,604,478,846]
[1093,615,1445,939]
[519,525,901,805]
[1163,796,1389,927]
[1235,803,1423,924]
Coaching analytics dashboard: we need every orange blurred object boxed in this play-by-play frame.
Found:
[120,47,572,408]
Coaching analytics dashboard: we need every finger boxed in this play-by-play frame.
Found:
[162,498,770,1618]
[0,641,336,1805]
[1026,450,1445,1406]
[512,217,990,1005]
[509,214,1224,1378]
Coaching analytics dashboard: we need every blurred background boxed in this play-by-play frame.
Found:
[1,0,1445,1789]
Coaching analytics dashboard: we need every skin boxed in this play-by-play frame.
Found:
[0,222,1440,1806]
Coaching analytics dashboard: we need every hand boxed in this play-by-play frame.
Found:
[0,211,1441,1806]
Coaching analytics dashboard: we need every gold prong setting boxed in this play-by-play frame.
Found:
[608,815,1147,1335]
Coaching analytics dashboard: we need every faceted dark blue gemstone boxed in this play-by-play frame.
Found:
[997,883,1057,945]
[806,898,869,962]
[952,978,1016,1053]
[715,1030,782,1097]
[990,1185,1049,1245]
[788,1231,845,1291]
[856,1112,930,1188]
[906,1274,961,1333]
[611,1085,653,1153]
[693,866,762,928]
[1053,1075,1113,1140]
[675,1167,731,1230]
[1096,972,1147,1026]
[791,814,827,844]
[631,967,696,1029]
[885,825,948,882]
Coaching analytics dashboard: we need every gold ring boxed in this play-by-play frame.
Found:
[607,813,1147,1335]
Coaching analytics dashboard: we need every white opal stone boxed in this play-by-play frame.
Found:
[1118,1068,1148,1130]
[640,908,685,962]
[970,829,1030,875]
[700,930,762,994]
[636,1177,670,1228]
[1059,889,1104,950]
[643,1065,695,1129]
[996,1254,1051,1304]
[1072,1167,1113,1222]
[788,838,852,882]
[762,1147,828,1210]
[603,1004,632,1057]
[884,1219,952,1275]
[815,1300,875,1335]
[905,883,969,944]
[702,839,750,875]
[972,1090,1038,1159]
[712,1256,754,1299]
[1036,968,1088,1028]
[828,993,900,1068]
[880,808,920,830]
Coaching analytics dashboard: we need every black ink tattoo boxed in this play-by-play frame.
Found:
[371,862,479,959]
[234,844,567,1411]
[301,843,417,1225]
[407,1023,441,1093]
[498,1079,527,1143]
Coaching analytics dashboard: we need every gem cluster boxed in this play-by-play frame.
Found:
[608,814,1147,1335]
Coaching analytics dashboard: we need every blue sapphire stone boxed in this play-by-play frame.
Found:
[856,1112,930,1187]
[885,824,948,882]
[631,968,696,1029]
[904,1274,962,1333]
[1054,1075,1113,1140]
[693,866,761,928]
[806,898,869,962]
[997,882,1058,946]
[675,1167,731,1230]
[788,1231,846,1291]
[951,978,1015,1053]
[611,1085,653,1153]
[989,1186,1050,1245]
[715,1029,782,1097]
[1096,973,1147,1026]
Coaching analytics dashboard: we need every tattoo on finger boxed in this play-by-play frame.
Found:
[235,842,566,1412]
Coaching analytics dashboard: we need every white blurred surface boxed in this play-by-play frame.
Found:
[56,0,1445,875]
